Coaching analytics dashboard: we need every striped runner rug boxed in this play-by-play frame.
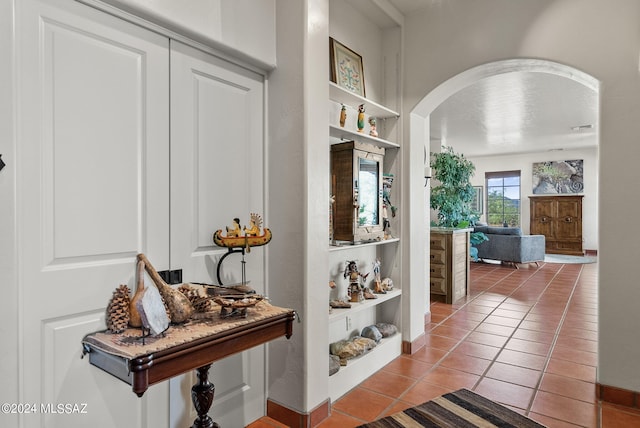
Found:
[357,389,545,427]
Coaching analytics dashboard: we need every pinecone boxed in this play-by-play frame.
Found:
[106,284,131,333]
[179,284,213,313]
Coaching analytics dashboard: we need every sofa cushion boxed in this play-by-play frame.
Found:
[474,226,522,236]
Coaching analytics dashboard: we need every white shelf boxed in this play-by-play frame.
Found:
[329,237,399,252]
[329,288,401,322]
[329,82,399,119]
[328,333,402,401]
[329,125,399,149]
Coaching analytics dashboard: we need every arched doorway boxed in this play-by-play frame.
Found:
[410,58,600,303]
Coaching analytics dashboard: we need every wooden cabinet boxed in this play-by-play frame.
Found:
[530,195,584,255]
[429,228,471,304]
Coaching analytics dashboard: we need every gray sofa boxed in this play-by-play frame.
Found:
[473,226,545,266]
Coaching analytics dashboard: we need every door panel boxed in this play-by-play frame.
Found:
[169,41,266,427]
[18,1,169,426]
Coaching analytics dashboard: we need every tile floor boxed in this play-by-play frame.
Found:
[249,260,640,428]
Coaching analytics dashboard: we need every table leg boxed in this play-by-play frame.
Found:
[191,364,219,428]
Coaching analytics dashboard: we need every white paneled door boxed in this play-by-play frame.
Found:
[17,1,267,428]
[17,0,170,427]
[169,40,266,427]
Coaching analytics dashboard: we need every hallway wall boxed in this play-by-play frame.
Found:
[403,0,640,393]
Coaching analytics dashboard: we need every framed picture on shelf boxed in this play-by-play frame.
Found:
[329,37,365,97]
[471,186,483,214]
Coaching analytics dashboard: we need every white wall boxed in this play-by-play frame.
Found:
[403,0,640,392]
[95,0,276,68]
[468,147,598,251]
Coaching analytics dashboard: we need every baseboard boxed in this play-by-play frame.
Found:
[597,383,640,408]
[267,398,330,428]
[402,333,425,355]
[585,249,598,256]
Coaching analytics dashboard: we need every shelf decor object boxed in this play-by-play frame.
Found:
[330,37,365,97]
[331,141,385,244]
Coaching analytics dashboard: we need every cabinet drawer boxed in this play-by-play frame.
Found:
[430,277,446,294]
[430,235,447,250]
[429,264,446,279]
[430,249,446,264]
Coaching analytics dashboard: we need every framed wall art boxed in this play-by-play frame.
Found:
[532,159,584,194]
[330,37,365,97]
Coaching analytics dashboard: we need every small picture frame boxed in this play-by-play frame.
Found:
[330,38,366,97]
[472,186,483,215]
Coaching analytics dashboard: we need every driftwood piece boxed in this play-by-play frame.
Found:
[137,253,194,324]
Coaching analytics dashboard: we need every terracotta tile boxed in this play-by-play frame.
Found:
[496,349,547,371]
[379,400,413,418]
[383,356,433,379]
[316,409,364,428]
[555,335,597,353]
[421,366,480,390]
[485,362,542,388]
[464,303,495,315]
[484,314,522,327]
[562,317,598,332]
[423,334,460,351]
[429,324,470,340]
[475,323,516,337]
[400,382,451,406]
[491,308,527,320]
[331,387,394,422]
[519,319,560,333]
[246,417,289,428]
[360,371,416,399]
[551,344,597,367]
[454,341,501,360]
[530,390,598,427]
[511,328,555,344]
[473,378,535,410]
[527,413,582,428]
[539,373,596,403]
[504,337,552,356]
[439,351,492,375]
[559,325,598,341]
[466,331,509,348]
[407,346,447,364]
[546,358,596,383]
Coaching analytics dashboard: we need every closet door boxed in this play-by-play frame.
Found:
[169,41,266,426]
[17,0,170,426]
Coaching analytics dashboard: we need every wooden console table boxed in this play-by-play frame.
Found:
[82,303,295,428]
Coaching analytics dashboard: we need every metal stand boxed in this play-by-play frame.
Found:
[215,248,247,286]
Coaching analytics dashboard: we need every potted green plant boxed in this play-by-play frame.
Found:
[430,146,487,260]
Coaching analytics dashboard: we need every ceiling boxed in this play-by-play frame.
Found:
[386,0,599,158]
[429,72,599,158]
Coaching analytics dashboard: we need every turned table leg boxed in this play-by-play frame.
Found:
[191,364,219,428]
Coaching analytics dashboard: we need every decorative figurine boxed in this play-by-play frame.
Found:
[369,117,378,137]
[344,260,368,302]
[372,258,386,294]
[226,218,242,237]
[339,104,347,127]
[213,213,272,285]
[357,104,365,133]
[382,174,397,239]
[213,213,272,249]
